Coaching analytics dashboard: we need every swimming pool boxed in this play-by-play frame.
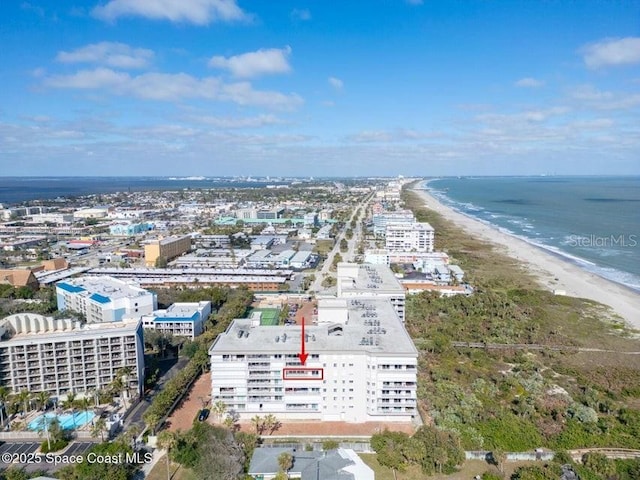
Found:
[28,411,96,431]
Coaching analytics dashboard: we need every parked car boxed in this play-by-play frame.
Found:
[198,409,210,422]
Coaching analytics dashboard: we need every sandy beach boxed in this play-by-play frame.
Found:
[412,187,640,330]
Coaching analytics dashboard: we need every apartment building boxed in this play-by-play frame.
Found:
[209,297,417,423]
[336,263,406,322]
[144,235,192,266]
[0,313,144,399]
[56,276,157,323]
[141,301,211,340]
[372,210,415,236]
[385,222,435,253]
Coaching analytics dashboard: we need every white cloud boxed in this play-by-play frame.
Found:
[346,129,441,143]
[43,68,303,109]
[56,42,154,69]
[21,2,45,16]
[290,8,311,21]
[209,46,292,78]
[92,0,248,25]
[328,76,343,91]
[188,114,283,129]
[515,77,545,88]
[581,37,640,69]
[570,85,640,110]
[478,106,570,124]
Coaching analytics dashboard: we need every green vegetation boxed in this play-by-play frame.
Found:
[402,187,640,454]
[371,426,465,475]
[164,422,246,479]
[56,440,139,480]
[144,287,253,432]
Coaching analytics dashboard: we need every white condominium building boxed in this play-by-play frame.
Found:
[56,276,157,323]
[385,222,435,253]
[336,263,406,322]
[141,301,212,340]
[209,297,417,423]
[0,314,145,399]
[372,211,415,236]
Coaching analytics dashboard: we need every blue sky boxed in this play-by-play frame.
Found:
[1,0,639,176]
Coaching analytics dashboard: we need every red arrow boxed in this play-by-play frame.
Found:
[298,317,308,365]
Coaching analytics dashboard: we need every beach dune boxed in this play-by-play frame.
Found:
[412,186,640,330]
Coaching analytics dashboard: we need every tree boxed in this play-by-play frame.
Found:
[34,391,49,411]
[0,386,9,426]
[492,449,507,473]
[91,417,108,442]
[251,415,264,435]
[277,452,293,478]
[158,430,178,480]
[155,256,168,268]
[17,390,31,415]
[263,414,281,435]
[211,400,227,423]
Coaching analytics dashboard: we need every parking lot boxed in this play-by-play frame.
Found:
[0,441,95,468]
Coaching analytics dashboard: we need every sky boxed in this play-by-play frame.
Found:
[1,0,639,177]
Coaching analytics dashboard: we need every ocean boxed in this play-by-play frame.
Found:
[0,177,287,205]
[423,176,640,293]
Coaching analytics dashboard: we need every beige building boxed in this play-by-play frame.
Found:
[144,235,192,266]
[0,313,144,399]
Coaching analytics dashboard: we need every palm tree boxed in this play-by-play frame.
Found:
[35,391,49,411]
[211,400,226,423]
[0,386,10,427]
[157,430,178,480]
[251,415,263,435]
[91,417,108,442]
[277,452,294,478]
[17,390,31,416]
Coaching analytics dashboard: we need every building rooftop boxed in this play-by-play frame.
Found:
[149,302,210,322]
[210,297,417,356]
[337,263,405,296]
[249,447,371,480]
[56,276,150,301]
[0,313,140,342]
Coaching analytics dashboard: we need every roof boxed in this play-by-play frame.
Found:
[210,297,417,356]
[337,263,405,296]
[56,276,150,301]
[249,448,370,480]
[0,269,38,288]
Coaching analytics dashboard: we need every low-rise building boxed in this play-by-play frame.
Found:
[0,269,39,289]
[109,222,151,236]
[56,276,157,323]
[248,447,374,480]
[141,301,211,340]
[0,313,144,399]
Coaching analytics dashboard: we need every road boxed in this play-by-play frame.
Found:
[123,357,189,431]
[309,193,372,294]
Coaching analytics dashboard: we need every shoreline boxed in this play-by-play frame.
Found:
[411,186,640,330]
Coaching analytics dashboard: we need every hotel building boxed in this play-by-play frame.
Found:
[0,313,144,399]
[209,296,418,423]
[56,276,157,323]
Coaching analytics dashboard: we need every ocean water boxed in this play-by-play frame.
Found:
[423,176,640,293]
[0,177,286,205]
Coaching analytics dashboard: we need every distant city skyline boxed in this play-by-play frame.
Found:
[1,0,639,176]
